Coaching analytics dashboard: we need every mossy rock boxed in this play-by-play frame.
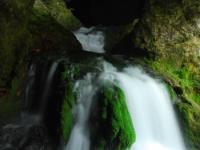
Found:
[0,0,34,122]
[60,80,76,142]
[41,0,81,30]
[117,0,200,149]
[60,62,94,142]
[90,84,136,149]
[60,63,80,142]
[146,59,200,150]
[0,0,81,123]
[30,0,81,53]
[0,0,33,87]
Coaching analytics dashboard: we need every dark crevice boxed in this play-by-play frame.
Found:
[65,0,146,26]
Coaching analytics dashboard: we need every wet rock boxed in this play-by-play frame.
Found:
[0,121,55,150]
[128,0,200,149]
[0,88,7,97]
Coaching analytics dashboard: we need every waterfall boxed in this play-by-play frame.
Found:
[101,63,186,150]
[65,74,98,150]
[23,64,36,112]
[65,27,186,150]
[40,61,59,117]
[73,27,105,53]
[65,62,186,150]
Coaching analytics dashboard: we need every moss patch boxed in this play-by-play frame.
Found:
[60,63,83,142]
[60,80,75,142]
[41,0,81,30]
[146,58,200,149]
[0,0,81,123]
[31,0,81,53]
[60,66,74,142]
[0,0,34,122]
[90,84,136,149]
[124,0,200,149]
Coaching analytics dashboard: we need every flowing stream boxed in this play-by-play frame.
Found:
[73,27,105,53]
[102,64,186,150]
[65,27,186,150]
[66,74,98,150]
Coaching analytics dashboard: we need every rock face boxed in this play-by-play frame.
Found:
[30,0,81,53]
[132,0,200,67]
[0,0,35,123]
[40,0,81,30]
[0,122,55,150]
[65,0,146,26]
[120,0,200,149]
[0,0,81,122]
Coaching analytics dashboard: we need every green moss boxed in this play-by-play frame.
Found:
[0,59,26,122]
[0,0,33,87]
[165,84,177,102]
[0,0,81,124]
[61,81,75,142]
[0,78,22,120]
[40,0,81,30]
[146,58,200,149]
[30,0,81,53]
[129,1,200,148]
[91,84,136,149]
[0,0,34,122]
[147,59,200,104]
[60,64,82,142]
[60,66,74,142]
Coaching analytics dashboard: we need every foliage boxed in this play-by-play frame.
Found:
[147,59,200,104]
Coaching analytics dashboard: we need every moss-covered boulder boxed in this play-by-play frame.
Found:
[60,58,102,143]
[59,59,135,149]
[90,84,136,149]
[0,0,35,122]
[133,0,200,65]
[61,78,75,142]
[0,0,81,123]
[31,0,81,53]
[41,0,81,30]
[60,63,81,142]
[119,0,200,149]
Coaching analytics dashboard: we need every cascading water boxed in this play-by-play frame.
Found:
[66,74,98,150]
[73,27,105,53]
[101,62,186,150]
[40,61,59,117]
[65,27,186,150]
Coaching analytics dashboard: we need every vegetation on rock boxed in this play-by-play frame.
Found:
[0,0,81,122]
[31,0,81,53]
[0,0,34,122]
[90,84,136,149]
[125,0,200,149]
[61,70,76,142]
[41,0,81,30]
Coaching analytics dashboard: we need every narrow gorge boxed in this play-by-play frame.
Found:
[0,0,199,150]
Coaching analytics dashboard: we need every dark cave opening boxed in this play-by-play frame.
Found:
[65,0,146,26]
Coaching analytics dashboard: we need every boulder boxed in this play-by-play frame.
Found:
[117,0,200,149]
